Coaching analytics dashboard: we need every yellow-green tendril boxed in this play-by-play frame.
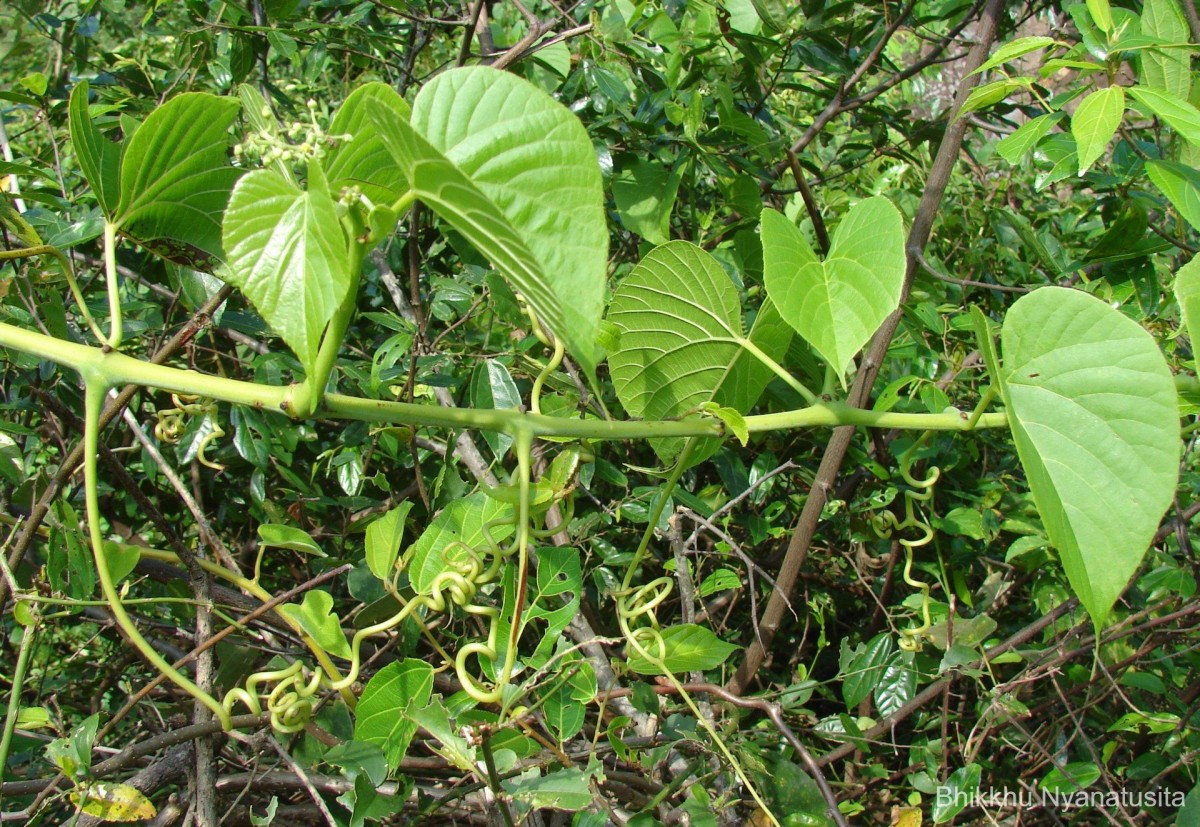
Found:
[872,439,940,652]
[154,393,227,470]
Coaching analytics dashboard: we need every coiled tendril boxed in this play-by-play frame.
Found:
[871,441,940,652]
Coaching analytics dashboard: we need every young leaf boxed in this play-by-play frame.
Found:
[1000,287,1179,627]
[972,35,1057,76]
[1071,86,1124,174]
[762,198,905,384]
[996,112,1065,165]
[1087,0,1114,32]
[278,589,352,659]
[222,161,353,376]
[68,82,122,215]
[257,523,325,556]
[372,67,607,378]
[365,501,414,580]
[354,659,434,770]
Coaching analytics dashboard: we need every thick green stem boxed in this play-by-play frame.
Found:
[0,321,1009,438]
[82,379,230,728]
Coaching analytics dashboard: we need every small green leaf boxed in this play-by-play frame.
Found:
[257,524,325,556]
[703,403,749,446]
[996,112,1065,165]
[408,700,476,771]
[841,632,893,709]
[1039,761,1102,794]
[102,541,140,585]
[222,161,353,375]
[470,359,521,459]
[1000,287,1179,627]
[1087,0,1114,31]
[763,198,905,383]
[874,652,916,717]
[16,706,51,730]
[1129,86,1200,146]
[0,432,23,484]
[613,158,682,245]
[354,659,434,770]
[1146,159,1200,231]
[626,624,739,675]
[1071,86,1124,174]
[365,501,414,580]
[278,589,352,659]
[69,82,122,215]
[932,764,981,823]
[973,36,1058,76]
[959,77,1035,115]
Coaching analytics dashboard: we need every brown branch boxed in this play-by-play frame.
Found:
[730,0,1008,694]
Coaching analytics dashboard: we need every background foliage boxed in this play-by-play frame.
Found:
[1,1,1198,826]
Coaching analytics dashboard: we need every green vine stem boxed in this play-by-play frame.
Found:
[0,245,112,346]
[0,604,37,786]
[81,378,230,727]
[0,321,1008,442]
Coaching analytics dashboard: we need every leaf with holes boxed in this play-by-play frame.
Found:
[762,198,905,384]
[370,67,607,377]
[1000,287,1179,627]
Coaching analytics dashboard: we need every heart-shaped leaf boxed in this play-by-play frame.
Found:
[626,624,739,675]
[1000,287,1179,627]
[762,197,905,383]
[222,161,352,375]
[370,67,607,378]
[606,240,792,463]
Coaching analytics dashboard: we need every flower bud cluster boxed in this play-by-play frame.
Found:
[232,99,353,168]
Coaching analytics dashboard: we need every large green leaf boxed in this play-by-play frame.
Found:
[354,659,434,771]
[762,198,905,383]
[1072,86,1124,174]
[370,67,607,378]
[1000,287,1179,626]
[69,84,241,266]
[606,241,791,463]
[115,92,242,262]
[221,161,353,375]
